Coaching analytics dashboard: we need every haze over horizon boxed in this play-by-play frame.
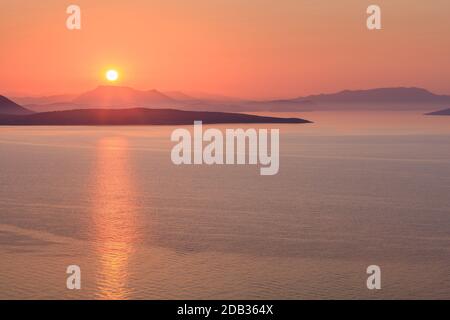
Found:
[2,0,450,99]
[8,84,450,103]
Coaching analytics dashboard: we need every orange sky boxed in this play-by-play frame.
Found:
[1,0,450,99]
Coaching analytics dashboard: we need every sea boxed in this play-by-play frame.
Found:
[0,111,449,299]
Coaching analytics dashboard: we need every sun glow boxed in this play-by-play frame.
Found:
[106,69,119,82]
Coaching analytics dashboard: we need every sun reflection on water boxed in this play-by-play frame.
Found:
[91,137,139,299]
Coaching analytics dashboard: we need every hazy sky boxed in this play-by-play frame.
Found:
[1,0,450,98]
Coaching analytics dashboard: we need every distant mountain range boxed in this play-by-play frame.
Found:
[15,86,313,113]
[73,86,176,107]
[0,108,311,125]
[11,94,78,106]
[5,86,450,114]
[0,95,34,115]
[425,108,450,116]
[300,87,450,104]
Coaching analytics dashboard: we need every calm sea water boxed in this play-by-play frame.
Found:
[0,112,449,299]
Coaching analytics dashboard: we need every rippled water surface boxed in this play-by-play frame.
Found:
[0,112,449,299]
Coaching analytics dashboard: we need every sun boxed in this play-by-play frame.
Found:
[106,69,119,82]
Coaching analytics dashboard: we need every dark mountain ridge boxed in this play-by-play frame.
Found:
[0,108,311,125]
[0,95,34,115]
[425,108,450,116]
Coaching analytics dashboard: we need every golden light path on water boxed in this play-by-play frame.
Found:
[90,137,139,299]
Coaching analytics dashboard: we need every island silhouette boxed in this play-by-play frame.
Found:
[425,108,450,116]
[0,107,311,125]
[0,96,34,115]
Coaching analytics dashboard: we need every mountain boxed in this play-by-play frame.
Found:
[163,91,199,102]
[300,87,450,106]
[12,94,77,105]
[22,86,314,112]
[17,86,450,113]
[185,91,243,102]
[241,99,315,112]
[425,108,450,115]
[72,86,176,107]
[0,96,34,115]
[0,108,311,125]
[303,87,450,103]
[24,102,88,113]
